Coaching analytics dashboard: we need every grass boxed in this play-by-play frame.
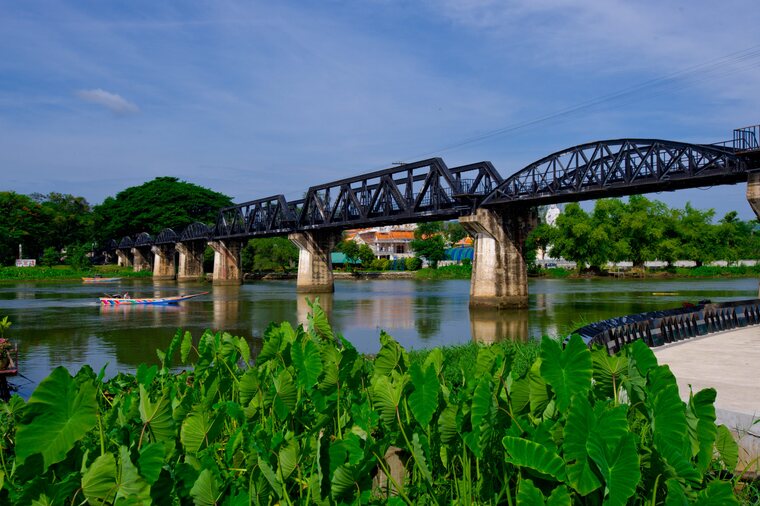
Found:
[414,264,472,280]
[0,265,153,281]
[408,339,540,387]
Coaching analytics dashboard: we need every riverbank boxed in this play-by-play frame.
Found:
[413,264,760,280]
[0,265,152,281]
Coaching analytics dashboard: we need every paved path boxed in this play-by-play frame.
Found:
[653,326,760,471]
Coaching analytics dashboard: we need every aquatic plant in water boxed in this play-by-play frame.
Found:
[0,302,741,504]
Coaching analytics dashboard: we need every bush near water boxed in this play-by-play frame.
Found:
[0,303,742,504]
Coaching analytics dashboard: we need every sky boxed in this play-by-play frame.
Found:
[1,0,760,219]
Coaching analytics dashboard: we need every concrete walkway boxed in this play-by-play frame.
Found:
[654,326,760,471]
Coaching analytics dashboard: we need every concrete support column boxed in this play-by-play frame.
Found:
[131,247,152,272]
[151,245,176,280]
[748,172,760,297]
[459,207,537,309]
[289,230,341,293]
[115,249,132,268]
[176,242,206,282]
[209,240,243,285]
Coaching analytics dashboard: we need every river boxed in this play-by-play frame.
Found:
[0,277,756,397]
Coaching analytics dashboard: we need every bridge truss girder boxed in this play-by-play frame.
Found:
[481,139,750,207]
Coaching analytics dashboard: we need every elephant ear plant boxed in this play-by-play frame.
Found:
[0,303,742,504]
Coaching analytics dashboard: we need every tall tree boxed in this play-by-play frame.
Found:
[241,238,298,272]
[91,177,232,244]
[0,192,50,265]
[411,222,446,268]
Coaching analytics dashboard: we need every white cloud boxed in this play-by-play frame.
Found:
[75,88,139,114]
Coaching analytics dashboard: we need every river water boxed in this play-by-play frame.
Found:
[0,277,756,397]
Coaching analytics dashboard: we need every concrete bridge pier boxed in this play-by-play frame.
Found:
[151,245,176,280]
[289,230,342,293]
[209,240,243,285]
[115,249,133,268]
[176,242,206,282]
[459,207,537,309]
[748,172,760,296]
[131,247,152,272]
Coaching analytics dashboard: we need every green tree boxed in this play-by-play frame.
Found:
[443,222,468,245]
[91,177,232,243]
[32,193,93,250]
[40,247,60,267]
[676,203,717,267]
[241,238,299,272]
[0,192,50,265]
[411,223,446,269]
[549,202,613,271]
[66,244,91,270]
[337,240,360,269]
[357,244,376,267]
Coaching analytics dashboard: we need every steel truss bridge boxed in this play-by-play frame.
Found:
[106,126,760,250]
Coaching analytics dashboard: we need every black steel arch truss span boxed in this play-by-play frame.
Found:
[117,236,134,249]
[481,139,750,207]
[154,228,179,245]
[134,232,154,248]
[179,222,212,242]
[214,195,296,239]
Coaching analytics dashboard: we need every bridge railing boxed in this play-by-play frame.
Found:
[734,125,760,151]
[572,299,760,355]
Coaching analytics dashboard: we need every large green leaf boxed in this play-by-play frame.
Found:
[540,334,593,412]
[408,362,439,428]
[181,410,222,453]
[591,346,627,400]
[688,388,717,475]
[373,332,408,378]
[528,360,551,417]
[371,373,406,426]
[694,480,739,505]
[116,446,151,503]
[517,478,545,505]
[272,370,297,420]
[587,432,640,506]
[471,376,494,429]
[648,366,700,484]
[546,486,572,506]
[239,368,260,407]
[291,336,322,388]
[180,330,193,364]
[715,424,738,471]
[81,454,117,505]
[139,386,176,443]
[278,440,298,481]
[563,395,602,495]
[190,468,220,506]
[138,442,166,485]
[15,366,98,470]
[503,436,566,481]
[307,298,334,342]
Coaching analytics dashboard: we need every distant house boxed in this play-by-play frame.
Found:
[344,225,416,259]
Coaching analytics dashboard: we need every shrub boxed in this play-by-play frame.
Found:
[39,247,60,267]
[405,256,423,271]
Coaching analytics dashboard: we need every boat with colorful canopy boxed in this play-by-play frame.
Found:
[99,292,208,305]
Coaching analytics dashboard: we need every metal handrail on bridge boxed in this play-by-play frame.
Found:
[572,299,760,355]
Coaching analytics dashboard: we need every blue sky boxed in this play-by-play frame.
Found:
[2,0,759,219]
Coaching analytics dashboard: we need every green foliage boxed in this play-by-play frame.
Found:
[241,237,298,272]
[411,222,446,268]
[357,244,376,266]
[337,239,360,267]
[0,309,741,504]
[39,247,60,267]
[404,256,422,271]
[535,197,759,270]
[0,265,151,281]
[91,177,232,244]
[65,244,91,270]
[414,263,471,279]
